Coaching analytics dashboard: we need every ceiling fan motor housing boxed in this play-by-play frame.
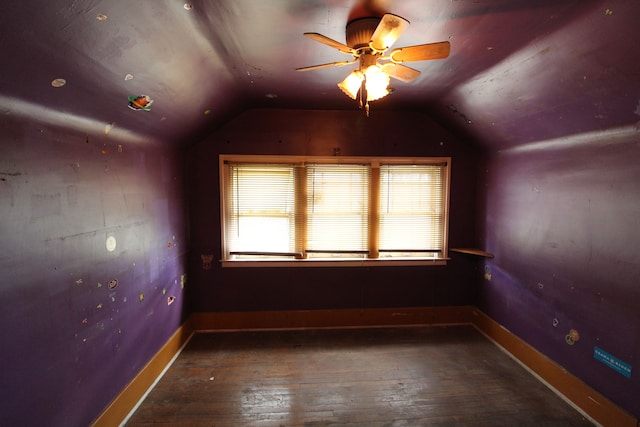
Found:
[346,17,381,51]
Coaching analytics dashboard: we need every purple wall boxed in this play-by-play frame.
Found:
[186,109,481,313]
[0,114,188,426]
[479,130,640,417]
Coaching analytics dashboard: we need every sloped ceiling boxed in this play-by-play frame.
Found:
[1,0,638,150]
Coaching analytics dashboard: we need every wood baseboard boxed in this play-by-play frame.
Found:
[91,318,195,427]
[190,305,474,331]
[470,308,636,427]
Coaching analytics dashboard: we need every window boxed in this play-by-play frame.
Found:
[220,155,450,266]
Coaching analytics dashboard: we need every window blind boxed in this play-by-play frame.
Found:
[305,164,370,257]
[378,164,445,257]
[226,164,298,257]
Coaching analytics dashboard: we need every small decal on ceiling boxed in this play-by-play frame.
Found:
[51,78,66,87]
[124,74,134,81]
[96,13,107,21]
[128,95,153,111]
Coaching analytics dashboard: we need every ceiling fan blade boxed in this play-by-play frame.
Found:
[303,33,355,55]
[390,41,451,63]
[296,60,354,72]
[381,63,421,82]
[370,14,410,52]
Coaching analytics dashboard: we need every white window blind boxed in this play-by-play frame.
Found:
[306,164,370,258]
[225,163,298,257]
[379,164,445,258]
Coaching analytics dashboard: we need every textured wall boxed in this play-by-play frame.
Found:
[0,114,188,426]
[478,130,640,417]
[186,109,481,313]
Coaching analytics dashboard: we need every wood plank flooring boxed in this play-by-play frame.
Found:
[125,325,593,426]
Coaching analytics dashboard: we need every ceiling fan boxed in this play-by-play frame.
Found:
[296,13,450,115]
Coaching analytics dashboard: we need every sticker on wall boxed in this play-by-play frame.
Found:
[106,236,117,252]
[180,274,187,288]
[104,122,115,135]
[124,73,134,81]
[565,329,580,345]
[51,78,66,88]
[167,242,173,249]
[96,13,107,21]
[201,254,213,270]
[76,278,84,285]
[128,95,153,111]
[108,279,118,290]
[138,291,144,303]
[594,347,632,378]
[167,296,176,305]
[184,3,193,10]
[484,265,492,281]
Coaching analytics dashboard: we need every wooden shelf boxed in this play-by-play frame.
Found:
[450,248,494,258]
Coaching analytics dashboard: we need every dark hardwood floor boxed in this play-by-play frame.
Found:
[125,325,593,426]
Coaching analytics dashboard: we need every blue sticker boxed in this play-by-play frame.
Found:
[594,347,632,378]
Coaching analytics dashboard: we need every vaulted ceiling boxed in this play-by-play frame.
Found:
[1,0,638,151]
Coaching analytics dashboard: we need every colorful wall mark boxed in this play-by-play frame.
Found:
[128,95,153,111]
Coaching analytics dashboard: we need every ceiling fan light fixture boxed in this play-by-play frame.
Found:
[363,65,390,101]
[338,71,364,100]
[299,12,450,115]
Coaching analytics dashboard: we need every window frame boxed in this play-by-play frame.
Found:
[219,155,451,267]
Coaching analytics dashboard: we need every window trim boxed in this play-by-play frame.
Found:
[219,155,451,267]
